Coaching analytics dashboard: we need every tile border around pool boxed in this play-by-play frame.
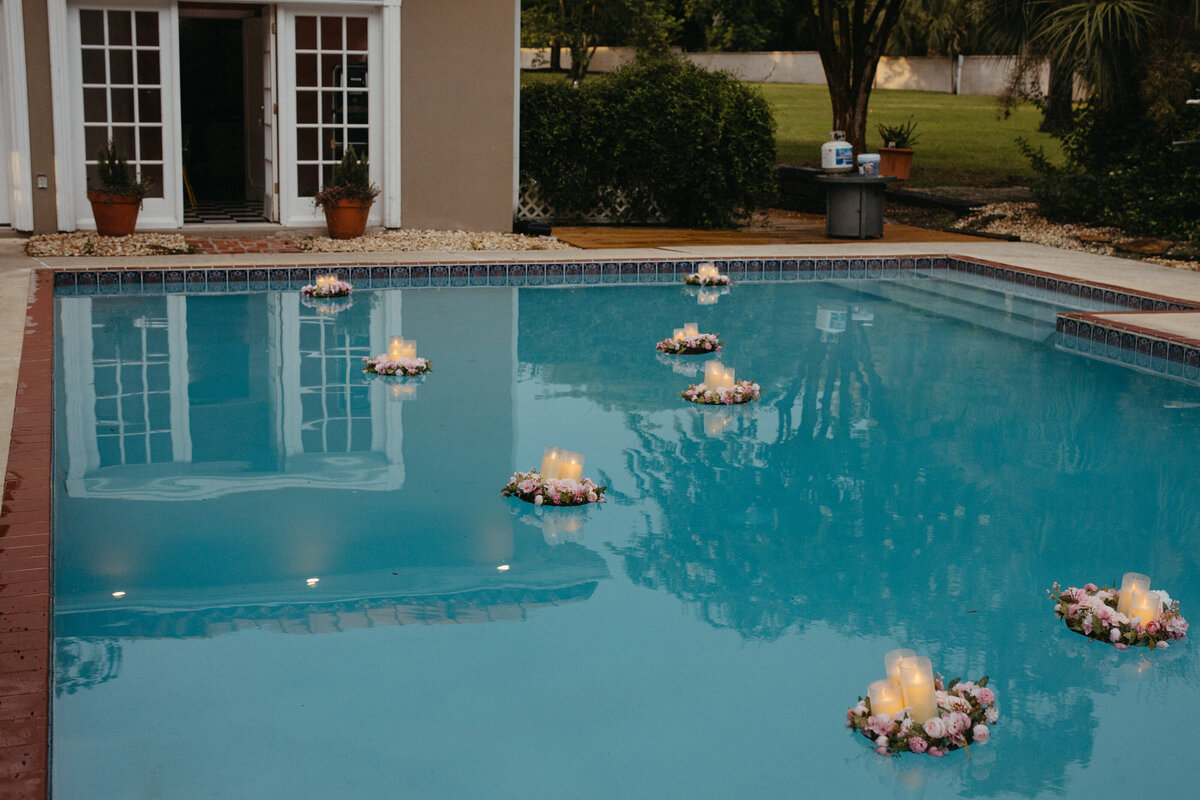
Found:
[1,269,52,798]
[46,254,1200,312]
[1056,311,1200,384]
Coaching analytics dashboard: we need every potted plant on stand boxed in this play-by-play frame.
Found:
[312,146,380,239]
[87,142,152,236]
[876,118,920,180]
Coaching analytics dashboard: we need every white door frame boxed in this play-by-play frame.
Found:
[63,0,183,230]
[1,0,34,230]
[276,3,382,228]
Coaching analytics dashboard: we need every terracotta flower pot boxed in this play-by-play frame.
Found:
[322,199,373,239]
[878,147,914,181]
[87,191,142,236]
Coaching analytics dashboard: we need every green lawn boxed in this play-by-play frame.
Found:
[760,83,1062,187]
[521,71,1063,188]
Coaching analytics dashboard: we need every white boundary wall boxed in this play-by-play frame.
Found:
[521,48,1049,97]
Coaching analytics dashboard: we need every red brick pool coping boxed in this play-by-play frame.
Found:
[1,270,52,799]
[6,257,1200,799]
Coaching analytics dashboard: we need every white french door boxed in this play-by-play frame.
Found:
[68,1,180,229]
[277,5,381,227]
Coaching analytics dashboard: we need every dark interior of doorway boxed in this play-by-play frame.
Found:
[179,18,243,200]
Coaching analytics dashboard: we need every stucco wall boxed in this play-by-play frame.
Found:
[522,48,1055,98]
[402,0,516,231]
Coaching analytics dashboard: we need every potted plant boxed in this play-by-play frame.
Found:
[87,141,152,236]
[876,118,920,180]
[312,146,380,239]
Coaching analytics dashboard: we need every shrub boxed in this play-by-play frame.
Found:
[521,57,777,228]
[312,147,380,211]
[1021,101,1200,244]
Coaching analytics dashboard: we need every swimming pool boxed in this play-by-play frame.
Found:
[50,269,1200,798]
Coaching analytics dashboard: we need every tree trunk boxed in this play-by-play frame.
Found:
[799,1,909,155]
[550,38,562,72]
[1040,56,1074,134]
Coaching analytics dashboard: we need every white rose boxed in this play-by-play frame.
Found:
[922,717,947,738]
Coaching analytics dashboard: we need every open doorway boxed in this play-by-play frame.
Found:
[178,4,270,223]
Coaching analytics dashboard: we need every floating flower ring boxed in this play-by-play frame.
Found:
[300,279,354,299]
[363,354,432,376]
[684,272,732,286]
[300,295,354,315]
[501,469,608,507]
[655,333,723,355]
[1048,582,1188,650]
[682,380,760,405]
[847,677,999,758]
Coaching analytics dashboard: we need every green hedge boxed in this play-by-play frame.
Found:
[521,58,777,228]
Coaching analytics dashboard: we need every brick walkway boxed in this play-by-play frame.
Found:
[184,234,305,255]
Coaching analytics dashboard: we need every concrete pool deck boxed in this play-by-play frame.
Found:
[3,234,1200,797]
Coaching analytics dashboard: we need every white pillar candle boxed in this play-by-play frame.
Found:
[1128,589,1162,624]
[868,679,905,718]
[899,656,938,725]
[704,360,726,388]
[673,328,686,341]
[698,263,718,279]
[1117,572,1152,616]
[540,446,562,480]
[316,273,336,287]
[683,322,699,337]
[884,648,916,689]
[559,451,584,482]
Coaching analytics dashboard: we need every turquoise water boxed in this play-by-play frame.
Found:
[52,280,1200,798]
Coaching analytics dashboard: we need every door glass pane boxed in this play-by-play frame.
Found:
[294,15,370,197]
[80,9,166,199]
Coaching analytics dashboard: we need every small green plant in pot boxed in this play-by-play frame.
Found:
[876,118,920,180]
[312,146,381,239]
[87,141,153,236]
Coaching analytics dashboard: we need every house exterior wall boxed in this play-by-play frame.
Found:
[400,0,516,232]
[8,0,519,233]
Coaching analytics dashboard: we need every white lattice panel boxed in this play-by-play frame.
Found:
[518,180,664,224]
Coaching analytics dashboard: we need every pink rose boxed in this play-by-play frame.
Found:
[908,736,928,753]
[927,747,945,758]
[1114,642,1129,650]
[972,724,990,744]
[921,717,947,738]
[1146,620,1160,635]
[875,746,891,757]
[1156,641,1170,649]
[975,687,994,706]
[1084,583,1098,592]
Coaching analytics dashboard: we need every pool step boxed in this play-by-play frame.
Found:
[860,276,1065,341]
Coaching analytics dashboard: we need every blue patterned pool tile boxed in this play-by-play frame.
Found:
[583,273,600,285]
[899,258,915,272]
[207,270,230,292]
[528,263,546,278]
[746,259,763,273]
[527,272,546,286]
[933,257,948,271]
[466,275,487,287]
[509,263,527,278]
[849,258,866,278]
[431,273,450,287]
[489,264,508,279]
[1105,329,1122,357]
[1153,299,1168,310]
[468,264,487,279]
[447,264,466,279]
[1187,348,1200,367]
[781,259,797,272]
[346,266,367,281]
[53,271,77,288]
[119,270,142,289]
[1168,343,1185,363]
[599,262,618,276]
[726,260,745,275]
[427,265,447,280]
[264,268,286,286]
[638,261,657,277]
[563,262,582,277]
[223,269,244,285]
[509,274,527,287]
[96,270,119,286]
[762,270,781,283]
[388,265,409,281]
[1120,333,1136,363]
[618,261,637,276]
[583,262,600,276]
[796,259,814,274]
[883,258,900,275]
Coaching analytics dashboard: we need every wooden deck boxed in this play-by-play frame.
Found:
[552,212,984,249]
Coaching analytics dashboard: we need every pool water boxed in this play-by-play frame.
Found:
[52,280,1200,798]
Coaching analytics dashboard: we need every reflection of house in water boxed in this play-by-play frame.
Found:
[58,291,414,499]
[53,288,611,689]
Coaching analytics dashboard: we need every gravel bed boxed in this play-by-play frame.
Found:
[297,229,576,253]
[26,232,192,257]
